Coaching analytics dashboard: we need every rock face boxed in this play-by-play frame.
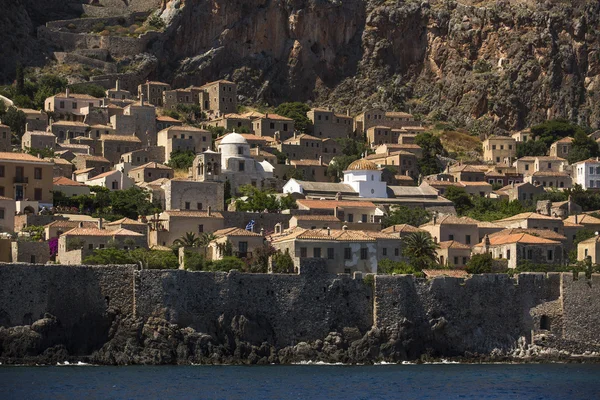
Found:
[5,0,600,130]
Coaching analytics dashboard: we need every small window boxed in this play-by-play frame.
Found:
[0,208,4,219]
[197,202,202,210]
[394,248,399,256]
[382,248,387,256]
[360,248,368,260]
[344,248,352,260]
[313,248,321,258]
[300,247,307,258]
[185,202,190,210]
[34,188,42,201]
[454,257,458,265]
[88,244,93,250]
[449,234,454,241]
[198,224,204,233]
[327,248,334,259]
[347,214,354,223]
[466,235,471,245]
[547,250,553,261]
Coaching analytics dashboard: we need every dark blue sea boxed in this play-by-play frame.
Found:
[2,363,600,399]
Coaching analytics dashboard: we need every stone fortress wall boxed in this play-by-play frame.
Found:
[0,262,599,356]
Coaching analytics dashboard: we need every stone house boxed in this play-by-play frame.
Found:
[482,135,517,163]
[321,139,343,163]
[112,100,157,145]
[525,171,572,189]
[436,241,471,268]
[106,79,132,101]
[511,129,531,143]
[549,137,574,159]
[457,181,493,197]
[53,176,90,197]
[148,209,224,247]
[367,126,401,147]
[245,111,295,140]
[120,147,166,166]
[366,150,418,179]
[564,214,600,233]
[577,235,600,263]
[59,142,92,155]
[473,233,563,269]
[18,108,48,131]
[21,130,56,151]
[374,143,423,159]
[128,162,173,184]
[289,215,344,230]
[105,217,147,236]
[138,81,171,107]
[419,215,480,246]
[44,90,103,120]
[0,123,11,152]
[50,121,89,142]
[308,108,353,140]
[448,164,486,182]
[536,198,582,219]
[161,179,225,211]
[270,227,401,274]
[495,182,545,203]
[398,132,418,144]
[0,152,54,205]
[288,159,329,182]
[72,154,111,177]
[296,199,382,226]
[198,80,237,117]
[157,126,212,163]
[514,156,568,176]
[58,225,146,265]
[48,157,74,178]
[44,220,96,240]
[381,224,425,238]
[0,196,16,233]
[100,134,143,165]
[484,169,524,187]
[156,115,182,132]
[88,124,115,139]
[11,241,50,264]
[208,227,265,260]
[354,108,418,134]
[85,169,134,191]
[494,212,564,232]
[163,88,194,110]
[204,113,252,132]
[489,228,568,251]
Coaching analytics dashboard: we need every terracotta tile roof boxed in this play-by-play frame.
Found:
[564,214,600,225]
[73,167,94,175]
[476,233,560,246]
[51,121,89,127]
[555,137,574,143]
[87,169,119,180]
[156,115,180,122]
[385,111,413,118]
[24,130,55,136]
[222,113,248,119]
[531,171,570,177]
[63,227,143,237]
[53,93,101,100]
[161,125,209,133]
[379,143,421,149]
[489,228,566,241]
[53,176,85,186]
[394,175,415,181]
[100,134,141,142]
[0,152,52,163]
[164,210,224,218]
[562,221,584,228]
[381,224,424,234]
[578,235,600,244]
[517,156,567,162]
[213,227,263,237]
[90,124,113,129]
[74,154,110,163]
[143,81,170,85]
[46,220,96,229]
[438,240,471,250]
[449,164,485,173]
[573,158,600,165]
[292,215,342,222]
[129,162,172,172]
[423,269,469,279]
[459,181,492,187]
[59,144,90,149]
[105,217,146,226]
[290,159,326,166]
[271,228,395,243]
[420,215,480,227]
[477,221,503,228]
[264,113,293,121]
[239,134,275,142]
[496,212,561,222]
[296,199,377,209]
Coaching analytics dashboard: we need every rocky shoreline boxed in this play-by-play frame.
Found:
[1,313,599,367]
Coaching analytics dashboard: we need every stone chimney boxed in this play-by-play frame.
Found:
[260,227,264,236]
[274,223,282,234]
[207,205,211,216]
[25,123,29,132]
[335,192,342,201]
[98,217,103,230]
[392,225,396,232]
[342,225,348,231]
[116,79,120,91]
[293,131,297,139]
[327,227,331,236]
[575,213,578,224]
[483,234,490,253]
[334,206,338,218]
[65,87,70,98]
[347,109,350,116]
[318,155,322,164]
[432,212,437,225]
[140,93,145,107]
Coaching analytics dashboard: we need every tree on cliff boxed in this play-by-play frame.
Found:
[274,102,312,133]
[567,130,600,164]
[402,231,439,271]
[415,132,447,176]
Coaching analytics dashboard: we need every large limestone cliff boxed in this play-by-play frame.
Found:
[5,0,600,131]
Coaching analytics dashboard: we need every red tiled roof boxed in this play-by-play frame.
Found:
[53,176,85,186]
[296,199,377,209]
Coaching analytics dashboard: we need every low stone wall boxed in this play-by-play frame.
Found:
[11,241,51,264]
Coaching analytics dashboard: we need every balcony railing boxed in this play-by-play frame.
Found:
[14,177,28,184]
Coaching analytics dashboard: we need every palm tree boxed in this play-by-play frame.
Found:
[173,232,201,248]
[402,231,439,270]
[199,233,217,247]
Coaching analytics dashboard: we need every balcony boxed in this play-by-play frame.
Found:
[235,251,252,259]
[14,176,28,184]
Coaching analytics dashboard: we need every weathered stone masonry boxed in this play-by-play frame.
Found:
[0,263,599,357]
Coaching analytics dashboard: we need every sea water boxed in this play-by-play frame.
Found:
[2,364,600,399]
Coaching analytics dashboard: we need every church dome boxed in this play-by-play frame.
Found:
[219,131,248,145]
[346,158,378,171]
